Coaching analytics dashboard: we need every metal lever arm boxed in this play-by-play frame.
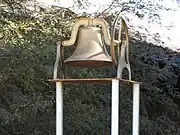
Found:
[53,41,65,79]
[111,16,131,80]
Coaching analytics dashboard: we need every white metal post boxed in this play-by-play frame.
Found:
[56,82,63,135]
[132,83,140,135]
[111,79,119,135]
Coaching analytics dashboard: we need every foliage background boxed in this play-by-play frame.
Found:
[0,0,180,135]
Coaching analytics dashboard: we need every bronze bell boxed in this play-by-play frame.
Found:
[53,17,131,80]
[64,26,112,67]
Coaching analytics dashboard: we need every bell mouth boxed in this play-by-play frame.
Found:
[64,60,113,68]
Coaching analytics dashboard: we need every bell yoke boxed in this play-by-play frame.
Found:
[54,16,131,80]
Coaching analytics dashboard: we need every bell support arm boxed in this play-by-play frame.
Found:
[111,16,131,80]
[53,41,65,79]
[53,41,61,79]
[109,16,123,66]
[117,17,131,80]
[62,18,90,46]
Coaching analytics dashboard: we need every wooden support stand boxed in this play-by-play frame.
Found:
[49,78,141,135]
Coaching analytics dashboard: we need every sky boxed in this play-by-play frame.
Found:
[37,0,112,13]
[37,0,179,13]
[36,0,180,51]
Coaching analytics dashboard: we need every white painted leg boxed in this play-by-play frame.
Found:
[56,82,63,135]
[111,79,119,135]
[132,83,140,135]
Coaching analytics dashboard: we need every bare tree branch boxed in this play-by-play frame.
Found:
[96,1,115,17]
